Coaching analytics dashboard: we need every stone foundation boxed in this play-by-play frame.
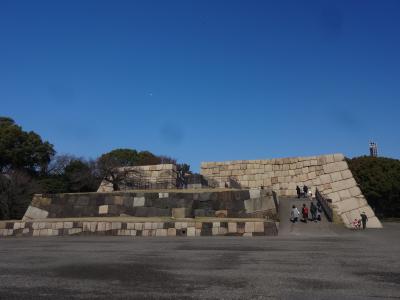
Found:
[201,154,382,228]
[0,219,278,237]
[23,189,278,221]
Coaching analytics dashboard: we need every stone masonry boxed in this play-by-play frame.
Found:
[22,189,278,221]
[200,154,382,228]
[0,220,278,238]
[97,164,177,192]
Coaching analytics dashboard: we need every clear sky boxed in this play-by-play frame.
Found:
[1,0,399,171]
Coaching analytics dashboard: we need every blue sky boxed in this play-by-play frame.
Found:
[1,0,399,171]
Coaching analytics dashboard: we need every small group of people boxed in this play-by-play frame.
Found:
[290,201,322,223]
[296,185,312,198]
[352,212,368,230]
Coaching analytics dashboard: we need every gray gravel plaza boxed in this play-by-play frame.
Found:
[0,223,399,299]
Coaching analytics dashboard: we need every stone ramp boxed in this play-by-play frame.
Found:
[278,198,344,236]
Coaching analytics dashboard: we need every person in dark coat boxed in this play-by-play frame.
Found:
[360,212,368,229]
[303,185,308,198]
[310,202,317,221]
[296,186,301,199]
[317,201,322,212]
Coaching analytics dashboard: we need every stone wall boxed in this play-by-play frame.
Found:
[97,164,177,192]
[23,189,278,221]
[200,154,382,228]
[0,220,278,237]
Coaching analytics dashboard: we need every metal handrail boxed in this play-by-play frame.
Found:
[315,188,333,222]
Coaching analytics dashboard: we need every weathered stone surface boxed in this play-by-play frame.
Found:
[64,222,73,229]
[22,206,49,220]
[111,222,121,230]
[245,222,255,233]
[167,228,176,236]
[200,153,381,228]
[156,229,167,237]
[215,210,228,218]
[228,222,237,233]
[254,222,264,233]
[133,197,145,207]
[250,189,261,198]
[187,227,196,236]
[172,208,190,218]
[98,205,108,215]
[0,220,277,237]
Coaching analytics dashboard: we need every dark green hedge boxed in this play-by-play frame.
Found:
[347,156,400,218]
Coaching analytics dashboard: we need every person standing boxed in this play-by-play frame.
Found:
[317,201,322,212]
[303,185,308,198]
[310,202,317,221]
[360,212,368,229]
[301,203,309,223]
[291,205,300,223]
[296,186,301,199]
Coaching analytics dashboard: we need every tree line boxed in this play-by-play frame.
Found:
[0,117,186,220]
[347,156,400,219]
[1,117,399,220]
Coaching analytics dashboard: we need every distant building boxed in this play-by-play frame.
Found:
[369,141,378,157]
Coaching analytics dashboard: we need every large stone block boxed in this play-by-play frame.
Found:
[175,222,188,229]
[167,228,176,236]
[98,205,108,215]
[156,229,167,237]
[341,170,353,180]
[245,222,255,233]
[111,222,121,230]
[326,191,341,203]
[172,208,191,218]
[336,197,362,214]
[64,222,73,229]
[325,154,335,163]
[254,222,264,233]
[187,227,196,236]
[23,206,49,220]
[333,153,345,162]
[330,172,342,182]
[228,222,237,233]
[133,197,145,207]
[365,216,382,228]
[134,223,143,230]
[338,189,351,201]
[215,210,228,218]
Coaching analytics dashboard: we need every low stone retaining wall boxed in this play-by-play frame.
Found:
[0,219,278,238]
[23,189,277,221]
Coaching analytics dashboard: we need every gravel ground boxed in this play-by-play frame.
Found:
[0,223,399,299]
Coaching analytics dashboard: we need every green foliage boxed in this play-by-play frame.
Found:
[0,117,55,174]
[0,116,185,219]
[64,159,100,192]
[97,148,163,168]
[0,171,38,220]
[96,149,173,190]
[347,156,400,218]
